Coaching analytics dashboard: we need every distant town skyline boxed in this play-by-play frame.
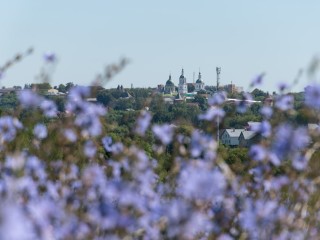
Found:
[1,1,320,92]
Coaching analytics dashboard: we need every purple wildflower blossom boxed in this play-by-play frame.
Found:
[249,120,271,137]
[271,124,310,161]
[305,84,320,110]
[102,136,123,154]
[190,130,217,160]
[260,106,273,119]
[84,140,96,158]
[268,152,281,166]
[67,88,106,137]
[198,107,225,121]
[152,124,174,145]
[236,92,253,113]
[178,165,226,201]
[208,91,227,106]
[278,82,289,92]
[275,95,294,111]
[64,129,77,142]
[43,52,56,62]
[40,100,57,117]
[263,176,290,192]
[18,90,41,108]
[67,86,90,104]
[0,202,36,240]
[217,234,234,240]
[292,153,308,171]
[135,110,152,136]
[74,106,105,137]
[249,145,266,161]
[239,199,282,239]
[102,136,113,152]
[5,154,26,170]
[184,212,213,238]
[250,73,265,87]
[33,123,47,139]
[0,116,23,142]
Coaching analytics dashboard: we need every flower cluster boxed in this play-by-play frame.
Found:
[0,80,320,240]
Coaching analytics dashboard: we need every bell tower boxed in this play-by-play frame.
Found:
[178,68,187,94]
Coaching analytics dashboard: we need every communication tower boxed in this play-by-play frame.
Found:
[216,67,221,92]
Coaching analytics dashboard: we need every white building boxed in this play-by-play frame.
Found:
[195,72,205,92]
[47,88,59,95]
[178,69,188,94]
[164,75,176,94]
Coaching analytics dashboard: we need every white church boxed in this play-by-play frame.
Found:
[163,68,205,96]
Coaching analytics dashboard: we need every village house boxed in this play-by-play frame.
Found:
[238,130,260,147]
[220,129,245,147]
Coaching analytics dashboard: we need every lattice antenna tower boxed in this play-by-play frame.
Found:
[216,67,221,92]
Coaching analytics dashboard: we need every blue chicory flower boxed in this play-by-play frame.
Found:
[43,52,56,63]
[236,92,253,113]
[152,124,174,145]
[275,95,294,111]
[18,90,41,108]
[84,140,97,158]
[64,129,77,142]
[33,123,48,139]
[250,73,265,87]
[260,106,273,119]
[305,84,320,110]
[249,145,267,162]
[0,116,23,142]
[135,110,152,136]
[198,107,225,121]
[208,91,227,106]
[40,100,57,117]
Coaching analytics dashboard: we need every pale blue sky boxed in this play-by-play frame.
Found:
[1,0,320,91]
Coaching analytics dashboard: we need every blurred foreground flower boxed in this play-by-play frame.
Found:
[305,84,320,110]
[43,52,56,63]
[33,123,47,139]
[152,124,174,145]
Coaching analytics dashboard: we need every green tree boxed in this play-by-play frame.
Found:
[31,83,52,90]
[65,82,75,92]
[58,84,66,93]
[97,91,115,107]
[0,92,18,109]
[251,88,268,100]
[113,98,134,111]
[194,95,207,111]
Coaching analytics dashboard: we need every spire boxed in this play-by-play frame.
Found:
[169,74,171,80]
[181,68,184,76]
[198,71,201,80]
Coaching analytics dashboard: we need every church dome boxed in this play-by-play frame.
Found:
[196,72,203,84]
[179,68,185,79]
[166,75,174,86]
[166,80,174,86]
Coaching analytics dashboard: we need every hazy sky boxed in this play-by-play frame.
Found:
[1,0,320,91]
